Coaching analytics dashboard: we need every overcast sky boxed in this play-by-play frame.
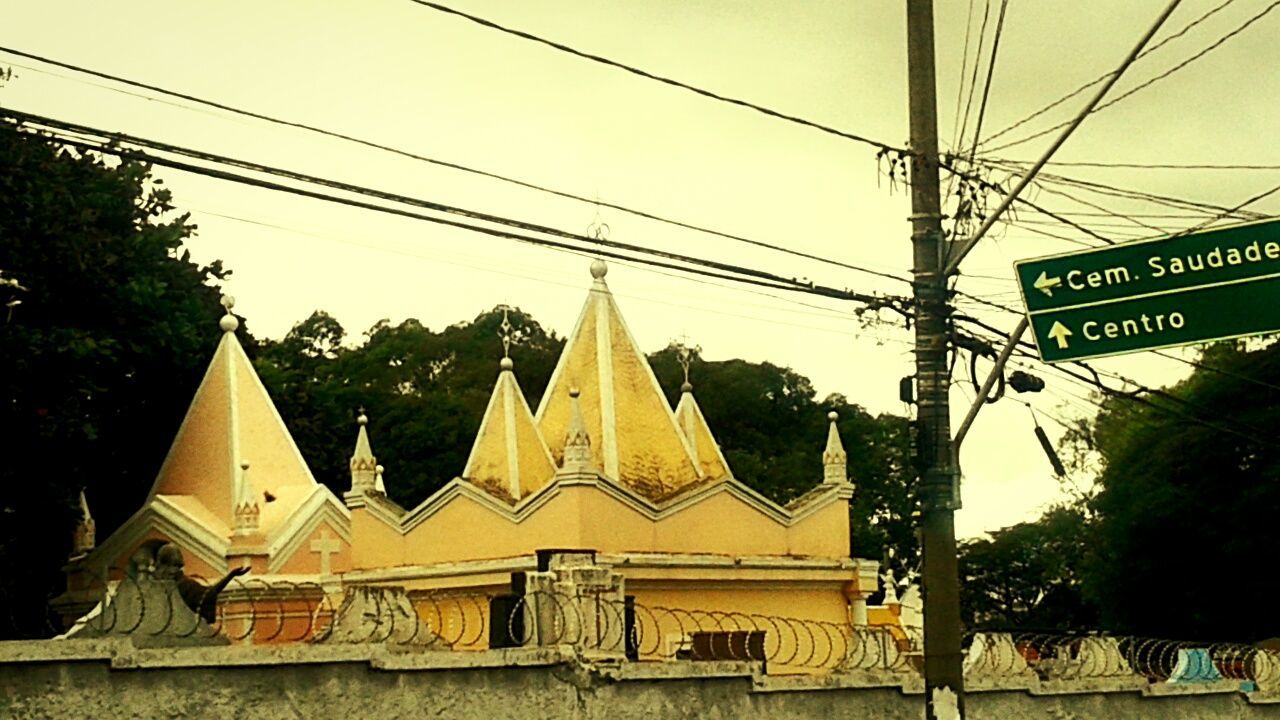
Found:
[3,0,1278,538]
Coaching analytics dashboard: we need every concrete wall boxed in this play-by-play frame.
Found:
[2,640,1278,720]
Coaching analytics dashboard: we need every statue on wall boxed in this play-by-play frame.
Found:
[153,543,250,623]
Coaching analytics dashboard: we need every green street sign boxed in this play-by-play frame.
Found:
[1013,219,1280,363]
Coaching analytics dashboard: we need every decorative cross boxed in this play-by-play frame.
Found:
[310,528,341,576]
[674,334,700,386]
[498,306,513,359]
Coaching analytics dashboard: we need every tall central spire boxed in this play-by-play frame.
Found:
[536,261,702,497]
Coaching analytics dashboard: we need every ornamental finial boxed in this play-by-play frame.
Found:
[219,295,239,333]
[498,306,514,370]
[589,258,608,281]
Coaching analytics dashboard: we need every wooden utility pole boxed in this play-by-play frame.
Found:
[905,0,965,717]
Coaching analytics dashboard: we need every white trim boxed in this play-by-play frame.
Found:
[227,332,241,517]
[594,288,619,479]
[502,374,520,499]
[89,498,229,575]
[397,469,849,534]
[400,477,564,534]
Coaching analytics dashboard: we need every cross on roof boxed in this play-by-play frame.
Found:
[310,528,341,576]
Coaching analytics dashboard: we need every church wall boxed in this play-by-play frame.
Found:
[785,501,852,557]
[2,643,1275,720]
[350,484,856,571]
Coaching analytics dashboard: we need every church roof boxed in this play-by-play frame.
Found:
[535,261,702,498]
[463,358,557,501]
[144,298,318,538]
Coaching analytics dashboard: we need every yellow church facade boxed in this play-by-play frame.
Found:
[58,260,885,652]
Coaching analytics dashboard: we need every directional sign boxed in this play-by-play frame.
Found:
[1014,219,1280,362]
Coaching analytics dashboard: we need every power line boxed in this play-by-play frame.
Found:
[986,160,1272,222]
[2,109,909,315]
[990,158,1280,171]
[0,45,916,290]
[983,0,1280,154]
[191,205,873,328]
[977,0,1239,148]
[405,1,897,152]
[964,0,1009,161]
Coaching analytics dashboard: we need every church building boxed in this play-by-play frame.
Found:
[57,260,886,652]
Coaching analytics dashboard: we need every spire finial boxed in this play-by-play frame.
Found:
[675,339,698,393]
[71,488,96,558]
[498,306,514,371]
[233,461,259,535]
[219,295,239,333]
[350,409,378,494]
[589,258,608,281]
[562,386,594,471]
[823,410,848,485]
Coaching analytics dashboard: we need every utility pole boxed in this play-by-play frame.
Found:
[905,0,965,717]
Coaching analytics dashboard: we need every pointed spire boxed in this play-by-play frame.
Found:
[823,411,849,485]
[70,488,96,558]
[672,344,732,481]
[349,410,378,495]
[537,260,701,496]
[146,293,317,536]
[233,461,260,536]
[561,387,594,472]
[461,346,557,500]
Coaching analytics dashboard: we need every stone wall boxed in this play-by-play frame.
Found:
[1,640,1277,719]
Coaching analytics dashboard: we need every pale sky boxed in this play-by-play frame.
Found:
[3,0,1277,538]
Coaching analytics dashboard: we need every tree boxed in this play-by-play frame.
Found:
[255,307,564,507]
[1071,340,1280,642]
[0,123,234,635]
[959,503,1097,631]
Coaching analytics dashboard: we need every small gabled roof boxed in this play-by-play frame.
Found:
[463,358,557,501]
[536,261,702,498]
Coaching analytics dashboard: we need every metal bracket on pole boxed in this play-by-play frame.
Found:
[952,316,1029,453]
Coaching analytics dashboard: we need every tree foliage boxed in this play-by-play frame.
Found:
[255,307,563,506]
[959,504,1096,631]
[1074,341,1280,641]
[0,125,233,634]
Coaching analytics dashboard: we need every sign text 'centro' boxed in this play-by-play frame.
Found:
[1013,219,1280,362]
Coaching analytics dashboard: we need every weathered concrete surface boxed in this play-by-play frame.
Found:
[1,640,1277,719]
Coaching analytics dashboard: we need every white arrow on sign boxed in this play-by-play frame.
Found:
[1034,271,1063,297]
[1047,321,1073,349]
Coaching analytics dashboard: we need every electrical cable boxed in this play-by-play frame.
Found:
[2,111,914,320]
[984,0,1280,154]
[977,0,1239,149]
[0,46,916,290]
[405,1,898,152]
